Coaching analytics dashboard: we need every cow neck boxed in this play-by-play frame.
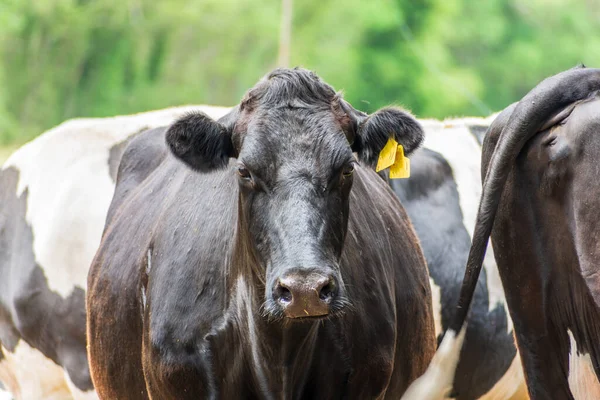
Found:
[228,198,264,293]
[226,202,323,391]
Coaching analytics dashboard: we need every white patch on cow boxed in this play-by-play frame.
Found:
[420,119,483,238]
[568,330,600,400]
[2,105,231,299]
[479,347,528,400]
[0,342,71,400]
[401,327,467,400]
[429,278,443,337]
[420,118,512,333]
[235,276,271,397]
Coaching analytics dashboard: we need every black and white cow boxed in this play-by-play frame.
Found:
[390,117,528,399]
[0,105,229,399]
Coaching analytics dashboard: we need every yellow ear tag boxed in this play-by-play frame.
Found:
[389,145,410,179]
[376,138,398,172]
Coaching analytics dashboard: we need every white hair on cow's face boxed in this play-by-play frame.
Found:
[235,276,272,398]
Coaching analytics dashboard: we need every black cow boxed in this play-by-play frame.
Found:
[87,68,439,399]
[449,66,600,398]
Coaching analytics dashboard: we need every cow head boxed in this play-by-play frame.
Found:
[166,68,423,320]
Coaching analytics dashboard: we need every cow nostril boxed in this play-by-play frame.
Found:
[275,283,293,304]
[274,273,340,318]
[319,281,336,302]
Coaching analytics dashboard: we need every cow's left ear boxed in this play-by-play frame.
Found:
[351,107,424,168]
[166,108,238,172]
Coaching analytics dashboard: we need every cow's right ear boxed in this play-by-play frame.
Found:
[166,110,236,172]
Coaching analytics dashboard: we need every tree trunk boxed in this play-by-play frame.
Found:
[277,0,292,68]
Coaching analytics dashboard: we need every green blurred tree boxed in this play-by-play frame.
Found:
[1,0,600,145]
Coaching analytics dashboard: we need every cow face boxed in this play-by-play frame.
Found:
[166,68,423,320]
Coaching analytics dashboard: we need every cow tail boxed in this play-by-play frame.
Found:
[450,66,600,334]
[404,66,600,399]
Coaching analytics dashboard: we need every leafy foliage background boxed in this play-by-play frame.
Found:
[1,0,598,144]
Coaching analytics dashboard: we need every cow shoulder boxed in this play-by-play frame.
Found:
[105,126,170,225]
[89,143,238,396]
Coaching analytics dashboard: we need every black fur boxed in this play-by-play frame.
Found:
[87,67,436,399]
[454,67,600,398]
[241,68,337,110]
[165,111,233,171]
[353,107,424,167]
[166,68,424,173]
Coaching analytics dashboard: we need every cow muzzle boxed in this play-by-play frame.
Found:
[273,271,338,318]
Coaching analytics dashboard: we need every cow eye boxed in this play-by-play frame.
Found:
[342,164,354,177]
[237,166,252,179]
